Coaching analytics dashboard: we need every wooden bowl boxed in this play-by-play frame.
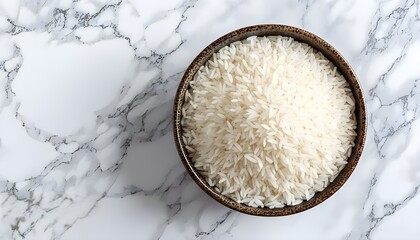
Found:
[173,24,367,216]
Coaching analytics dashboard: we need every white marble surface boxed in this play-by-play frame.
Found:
[0,0,419,239]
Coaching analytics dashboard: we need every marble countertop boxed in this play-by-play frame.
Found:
[0,0,419,239]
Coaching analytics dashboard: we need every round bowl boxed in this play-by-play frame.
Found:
[173,24,367,216]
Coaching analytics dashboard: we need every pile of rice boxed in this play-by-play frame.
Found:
[181,36,356,208]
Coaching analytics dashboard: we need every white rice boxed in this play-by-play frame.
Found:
[181,36,357,208]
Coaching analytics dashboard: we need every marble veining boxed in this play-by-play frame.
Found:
[0,0,420,239]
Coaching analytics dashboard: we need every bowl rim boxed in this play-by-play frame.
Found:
[173,24,367,216]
